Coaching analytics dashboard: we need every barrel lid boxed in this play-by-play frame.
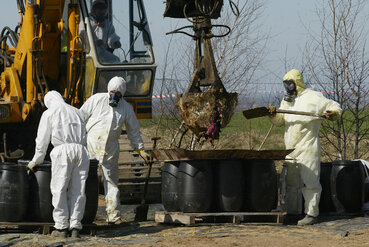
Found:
[332,160,362,166]
[0,162,27,171]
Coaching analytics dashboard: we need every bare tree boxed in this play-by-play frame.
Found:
[303,0,369,160]
[151,0,269,148]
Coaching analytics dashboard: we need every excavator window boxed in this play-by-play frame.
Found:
[85,0,154,65]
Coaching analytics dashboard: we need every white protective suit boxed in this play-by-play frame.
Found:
[31,91,90,230]
[80,76,144,222]
[270,69,342,217]
[90,17,120,63]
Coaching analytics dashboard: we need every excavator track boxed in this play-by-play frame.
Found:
[117,132,162,204]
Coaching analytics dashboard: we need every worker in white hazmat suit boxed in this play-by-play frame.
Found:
[80,76,151,224]
[27,91,90,238]
[268,69,342,226]
[90,0,121,63]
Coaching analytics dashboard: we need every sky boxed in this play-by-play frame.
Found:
[1,0,368,94]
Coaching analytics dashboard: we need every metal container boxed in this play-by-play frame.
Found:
[216,159,244,212]
[0,162,29,222]
[178,160,213,213]
[161,162,180,212]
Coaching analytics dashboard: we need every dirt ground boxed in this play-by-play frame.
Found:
[2,196,369,247]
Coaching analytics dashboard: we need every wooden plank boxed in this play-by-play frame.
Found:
[155,211,195,225]
[151,148,294,162]
[154,211,286,225]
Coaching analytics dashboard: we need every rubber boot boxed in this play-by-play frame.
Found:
[51,228,68,238]
[297,215,318,226]
[71,228,81,238]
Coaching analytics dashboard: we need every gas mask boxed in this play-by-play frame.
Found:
[109,93,121,107]
[283,80,297,102]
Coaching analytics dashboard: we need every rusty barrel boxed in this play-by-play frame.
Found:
[177,160,213,212]
[0,162,29,222]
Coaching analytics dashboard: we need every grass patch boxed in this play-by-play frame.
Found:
[138,112,286,150]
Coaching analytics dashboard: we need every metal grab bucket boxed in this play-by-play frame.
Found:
[164,0,224,19]
[0,162,29,222]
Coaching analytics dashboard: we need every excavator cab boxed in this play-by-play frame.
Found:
[83,0,155,98]
[0,0,156,161]
[72,0,156,117]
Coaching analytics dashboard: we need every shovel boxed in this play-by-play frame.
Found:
[243,107,327,120]
[134,137,161,222]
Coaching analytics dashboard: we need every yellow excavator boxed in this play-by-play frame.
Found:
[0,0,158,203]
[0,0,156,159]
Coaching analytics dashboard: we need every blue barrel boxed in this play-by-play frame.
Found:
[0,162,29,222]
[161,162,180,212]
[244,159,278,212]
[82,159,99,224]
[216,160,244,212]
[178,160,213,213]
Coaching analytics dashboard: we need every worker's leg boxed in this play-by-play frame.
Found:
[300,159,321,217]
[101,160,121,222]
[50,146,72,230]
[68,145,90,230]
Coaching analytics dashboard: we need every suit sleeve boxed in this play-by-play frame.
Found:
[124,103,144,150]
[31,111,52,164]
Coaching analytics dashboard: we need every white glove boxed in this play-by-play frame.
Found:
[27,160,37,172]
[136,149,152,163]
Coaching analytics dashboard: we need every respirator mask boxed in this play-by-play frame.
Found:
[283,80,297,102]
[109,93,121,107]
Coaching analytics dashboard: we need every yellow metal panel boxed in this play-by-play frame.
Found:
[127,99,152,119]
[0,102,23,123]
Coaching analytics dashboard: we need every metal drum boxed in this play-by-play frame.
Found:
[27,162,53,222]
[82,159,99,224]
[216,159,244,212]
[244,159,278,212]
[319,162,334,213]
[178,160,213,213]
[161,162,180,212]
[319,160,365,213]
[0,162,29,222]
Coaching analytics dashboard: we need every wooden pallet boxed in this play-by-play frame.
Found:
[0,222,98,236]
[118,133,162,204]
[155,211,286,225]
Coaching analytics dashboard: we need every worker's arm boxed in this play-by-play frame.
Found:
[318,94,342,121]
[106,20,120,49]
[124,101,144,150]
[268,102,286,127]
[123,101,152,162]
[31,111,52,165]
[79,96,95,122]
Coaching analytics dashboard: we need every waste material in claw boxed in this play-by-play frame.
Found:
[176,89,238,144]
